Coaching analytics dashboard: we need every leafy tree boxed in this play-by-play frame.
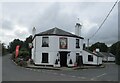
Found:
[24,35,32,58]
[23,35,32,50]
[1,43,8,55]
[110,41,120,65]
[8,39,24,53]
[8,35,33,58]
[89,42,108,52]
[109,42,118,55]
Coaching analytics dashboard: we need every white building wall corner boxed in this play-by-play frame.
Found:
[32,35,85,67]
[82,50,102,65]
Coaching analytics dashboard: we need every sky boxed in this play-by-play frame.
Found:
[0,0,119,47]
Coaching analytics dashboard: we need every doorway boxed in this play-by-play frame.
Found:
[59,51,69,67]
[76,54,83,66]
[77,56,83,66]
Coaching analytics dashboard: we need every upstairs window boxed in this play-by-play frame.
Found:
[42,37,49,47]
[76,39,80,48]
[88,55,93,61]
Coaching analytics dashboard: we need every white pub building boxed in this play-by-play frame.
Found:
[31,22,102,67]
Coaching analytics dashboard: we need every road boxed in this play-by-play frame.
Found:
[2,54,119,81]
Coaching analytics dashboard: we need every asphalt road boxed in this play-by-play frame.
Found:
[2,54,119,81]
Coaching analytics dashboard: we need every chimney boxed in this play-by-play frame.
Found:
[93,48,100,54]
[32,27,36,38]
[96,48,100,52]
[75,19,82,36]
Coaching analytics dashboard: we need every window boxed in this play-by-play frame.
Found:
[42,37,49,47]
[88,55,93,61]
[42,53,48,63]
[59,37,68,49]
[76,39,80,48]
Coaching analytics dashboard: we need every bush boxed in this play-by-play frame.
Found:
[15,58,27,67]
[18,51,30,61]
[15,58,21,64]
[19,60,27,67]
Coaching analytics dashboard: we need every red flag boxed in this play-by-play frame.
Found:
[15,45,20,58]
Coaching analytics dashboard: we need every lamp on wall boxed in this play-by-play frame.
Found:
[57,53,59,56]
[67,53,70,57]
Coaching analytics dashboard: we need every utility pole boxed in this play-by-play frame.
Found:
[87,39,89,49]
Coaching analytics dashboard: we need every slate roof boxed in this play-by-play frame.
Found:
[35,27,84,39]
[99,52,115,57]
[84,49,103,57]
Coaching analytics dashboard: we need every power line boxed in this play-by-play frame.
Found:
[89,0,119,40]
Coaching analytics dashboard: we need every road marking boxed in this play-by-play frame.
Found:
[53,73,58,75]
[78,77,86,79]
[91,73,106,80]
[71,76,76,78]
[47,70,53,71]
[96,73,106,78]
[60,74,66,76]
[36,70,41,72]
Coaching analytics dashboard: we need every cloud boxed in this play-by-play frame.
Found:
[2,19,14,30]
[1,2,118,46]
[13,25,30,39]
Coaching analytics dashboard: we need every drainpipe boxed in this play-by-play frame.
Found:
[96,53,98,66]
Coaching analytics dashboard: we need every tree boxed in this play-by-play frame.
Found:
[8,39,24,53]
[89,42,108,52]
[2,43,8,55]
[109,43,117,55]
[23,35,32,50]
[110,41,120,65]
[23,35,32,58]
[9,35,33,53]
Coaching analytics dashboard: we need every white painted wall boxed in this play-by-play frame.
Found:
[32,35,83,67]
[103,57,115,62]
[82,50,102,65]
[108,57,115,61]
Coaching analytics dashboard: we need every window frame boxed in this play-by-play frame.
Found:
[88,55,93,62]
[42,37,49,47]
[42,53,49,63]
[76,39,80,48]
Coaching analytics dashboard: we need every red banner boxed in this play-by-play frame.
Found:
[15,45,20,58]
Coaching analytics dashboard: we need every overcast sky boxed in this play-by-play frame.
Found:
[0,0,119,46]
